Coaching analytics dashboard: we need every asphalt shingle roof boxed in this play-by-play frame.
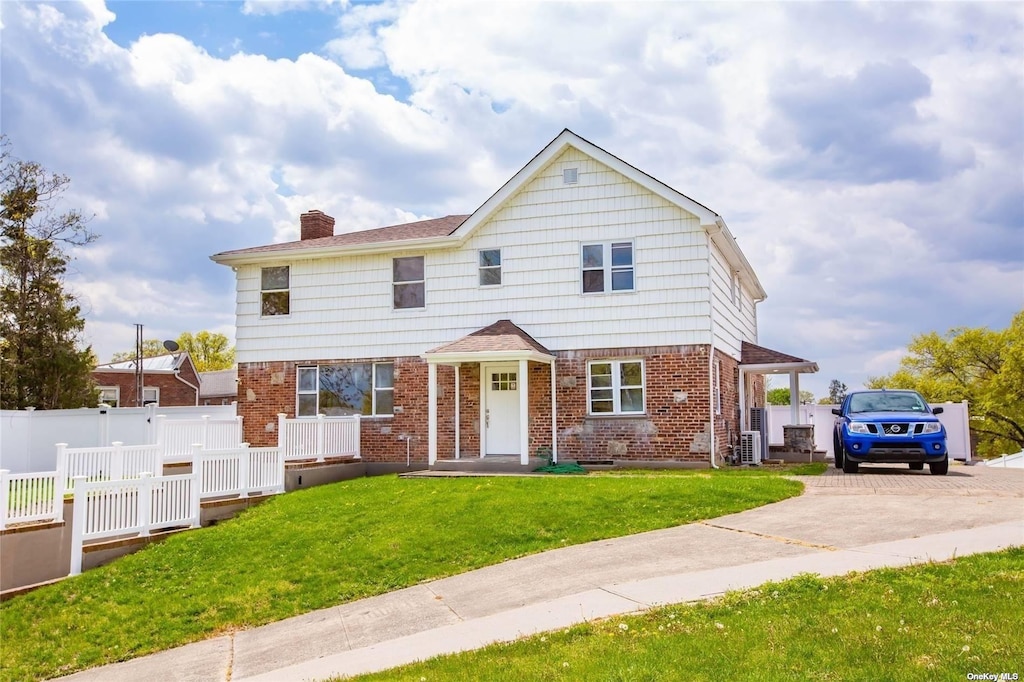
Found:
[426,320,553,356]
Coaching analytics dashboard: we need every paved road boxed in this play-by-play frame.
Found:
[57,463,1024,682]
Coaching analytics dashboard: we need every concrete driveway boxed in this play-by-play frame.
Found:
[57,463,1024,682]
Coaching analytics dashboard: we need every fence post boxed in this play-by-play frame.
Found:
[202,415,210,449]
[56,442,68,491]
[353,414,361,458]
[190,467,202,529]
[53,456,66,523]
[70,476,87,576]
[235,415,244,446]
[192,444,205,499]
[274,448,285,494]
[154,415,166,448]
[316,414,325,463]
[239,443,251,496]
[138,473,153,537]
[111,442,125,481]
[99,408,110,447]
[277,413,287,457]
[0,469,9,531]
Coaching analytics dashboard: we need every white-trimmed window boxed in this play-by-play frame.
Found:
[98,386,119,407]
[143,387,159,406]
[714,359,722,416]
[588,360,645,415]
[261,266,290,316]
[581,241,634,293]
[479,249,501,286]
[297,362,394,417]
[393,256,425,309]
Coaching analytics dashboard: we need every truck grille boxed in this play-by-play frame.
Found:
[881,423,909,435]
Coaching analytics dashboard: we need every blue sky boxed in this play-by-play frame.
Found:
[1,0,1021,399]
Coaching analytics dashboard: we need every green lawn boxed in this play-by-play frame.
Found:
[357,547,1024,681]
[0,470,803,681]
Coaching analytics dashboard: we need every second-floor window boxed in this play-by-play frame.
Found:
[479,249,501,286]
[261,266,290,316]
[297,362,394,417]
[581,241,634,293]
[393,256,425,309]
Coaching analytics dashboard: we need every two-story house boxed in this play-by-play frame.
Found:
[211,130,816,469]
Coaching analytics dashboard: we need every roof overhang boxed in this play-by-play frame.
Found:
[740,361,819,374]
[211,234,463,266]
[93,368,177,375]
[422,349,555,365]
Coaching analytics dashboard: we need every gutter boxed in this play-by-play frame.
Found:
[174,370,201,406]
[705,223,721,469]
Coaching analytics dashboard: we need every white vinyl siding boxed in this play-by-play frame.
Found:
[709,240,757,358]
[233,147,731,362]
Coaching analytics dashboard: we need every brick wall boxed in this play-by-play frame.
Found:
[92,369,199,407]
[238,344,743,465]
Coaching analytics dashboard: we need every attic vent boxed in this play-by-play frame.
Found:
[563,167,578,184]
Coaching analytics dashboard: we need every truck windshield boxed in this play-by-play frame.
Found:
[848,393,928,413]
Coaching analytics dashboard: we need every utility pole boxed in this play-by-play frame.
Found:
[135,323,144,407]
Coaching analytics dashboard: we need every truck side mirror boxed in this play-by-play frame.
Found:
[932,407,944,415]
[831,408,842,416]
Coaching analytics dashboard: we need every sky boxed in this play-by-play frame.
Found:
[1,0,1021,400]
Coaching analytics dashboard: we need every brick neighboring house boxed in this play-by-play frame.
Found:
[211,129,817,467]
[92,353,201,407]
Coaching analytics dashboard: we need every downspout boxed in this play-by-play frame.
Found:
[174,370,201,406]
[706,220,724,469]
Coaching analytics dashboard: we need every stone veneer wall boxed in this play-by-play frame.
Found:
[237,343,742,465]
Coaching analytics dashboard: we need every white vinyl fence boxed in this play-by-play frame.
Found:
[0,468,64,527]
[194,445,285,498]
[1,404,237,473]
[277,413,361,461]
[57,443,163,490]
[156,415,244,463]
[766,401,972,461]
[69,473,201,575]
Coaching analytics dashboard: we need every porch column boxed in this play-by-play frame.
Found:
[454,364,461,460]
[428,362,437,465]
[789,370,800,425]
[519,358,529,466]
[550,359,558,463]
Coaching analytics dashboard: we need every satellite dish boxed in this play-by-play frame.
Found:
[163,340,180,352]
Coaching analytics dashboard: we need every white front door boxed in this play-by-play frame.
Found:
[484,363,521,455]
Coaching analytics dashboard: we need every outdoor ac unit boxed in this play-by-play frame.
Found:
[739,431,762,465]
[749,407,770,461]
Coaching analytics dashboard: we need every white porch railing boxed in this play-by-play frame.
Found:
[69,473,201,575]
[155,415,244,462]
[277,413,360,462]
[57,442,163,491]
[193,444,285,499]
[0,468,64,527]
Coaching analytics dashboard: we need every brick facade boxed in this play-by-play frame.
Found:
[92,356,201,407]
[239,343,751,465]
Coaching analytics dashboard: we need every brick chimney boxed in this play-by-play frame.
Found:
[300,210,335,240]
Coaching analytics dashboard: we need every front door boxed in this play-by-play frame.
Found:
[484,363,520,455]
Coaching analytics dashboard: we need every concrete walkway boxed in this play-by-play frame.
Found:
[57,465,1024,682]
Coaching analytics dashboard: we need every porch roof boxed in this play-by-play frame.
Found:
[421,319,555,365]
[740,341,819,374]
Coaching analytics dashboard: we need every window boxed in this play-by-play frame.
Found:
[490,371,517,391]
[479,249,501,286]
[261,266,290,316]
[98,386,119,407]
[143,387,159,406]
[296,362,394,417]
[714,359,722,416]
[393,256,425,309]
[581,242,634,293]
[588,360,644,415]
[563,167,578,184]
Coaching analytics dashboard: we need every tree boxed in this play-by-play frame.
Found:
[177,331,234,372]
[819,379,848,405]
[867,312,1024,456]
[0,138,98,409]
[109,331,234,372]
[767,387,814,405]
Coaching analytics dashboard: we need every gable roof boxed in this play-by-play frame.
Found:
[426,320,553,356]
[199,369,238,398]
[209,129,766,300]
[740,341,818,373]
[94,353,191,373]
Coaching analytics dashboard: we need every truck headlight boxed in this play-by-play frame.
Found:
[920,422,942,434]
[848,422,871,434]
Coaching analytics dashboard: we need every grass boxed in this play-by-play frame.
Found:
[0,470,802,681]
[356,547,1024,681]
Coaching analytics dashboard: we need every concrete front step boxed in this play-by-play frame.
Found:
[430,456,547,473]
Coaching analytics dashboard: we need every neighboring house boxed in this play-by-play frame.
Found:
[92,353,201,407]
[199,368,238,405]
[211,129,817,467]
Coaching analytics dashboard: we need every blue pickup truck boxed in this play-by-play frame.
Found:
[832,389,948,475]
